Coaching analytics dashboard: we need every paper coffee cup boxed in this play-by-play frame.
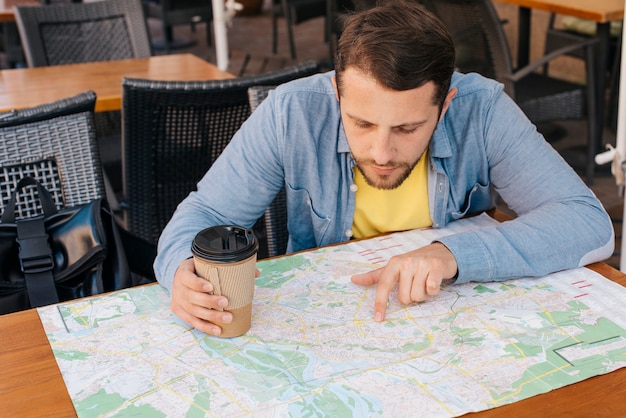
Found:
[191,225,258,338]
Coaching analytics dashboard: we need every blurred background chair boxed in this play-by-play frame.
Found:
[0,21,25,69]
[420,0,598,184]
[272,0,327,59]
[1,0,82,69]
[40,0,82,4]
[120,61,320,258]
[14,0,153,213]
[543,14,623,132]
[0,91,104,216]
[326,0,375,62]
[143,0,213,53]
[14,0,152,67]
[0,91,156,284]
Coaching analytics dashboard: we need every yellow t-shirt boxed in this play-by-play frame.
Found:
[352,153,432,239]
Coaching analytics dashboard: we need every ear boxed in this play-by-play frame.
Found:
[331,76,340,101]
[439,88,458,121]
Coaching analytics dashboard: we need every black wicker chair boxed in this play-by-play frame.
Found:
[121,61,321,257]
[420,0,598,183]
[0,91,156,283]
[14,0,153,210]
[14,0,152,67]
[272,0,327,59]
[143,0,213,53]
[0,91,104,217]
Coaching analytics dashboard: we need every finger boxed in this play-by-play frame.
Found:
[397,265,420,305]
[171,293,232,335]
[372,265,401,322]
[178,259,213,292]
[173,307,224,336]
[426,274,442,296]
[351,267,384,286]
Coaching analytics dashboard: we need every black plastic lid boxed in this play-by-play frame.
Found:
[191,225,258,263]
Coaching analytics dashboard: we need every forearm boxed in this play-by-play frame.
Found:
[440,195,614,283]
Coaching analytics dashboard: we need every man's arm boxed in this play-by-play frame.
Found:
[154,91,284,290]
[352,79,613,319]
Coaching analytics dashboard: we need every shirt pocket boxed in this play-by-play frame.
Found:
[287,185,332,250]
[451,182,494,219]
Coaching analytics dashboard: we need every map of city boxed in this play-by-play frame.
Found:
[38,214,626,417]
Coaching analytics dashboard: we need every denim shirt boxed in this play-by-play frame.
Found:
[154,71,614,291]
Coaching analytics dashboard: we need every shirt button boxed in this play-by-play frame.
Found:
[350,184,358,192]
[345,229,353,238]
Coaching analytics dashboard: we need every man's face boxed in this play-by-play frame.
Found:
[334,67,453,190]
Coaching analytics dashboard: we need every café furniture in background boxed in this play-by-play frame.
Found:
[423,0,598,184]
[0,54,233,115]
[0,53,234,209]
[544,13,623,132]
[0,91,156,305]
[120,60,320,258]
[0,0,37,68]
[271,0,326,59]
[495,0,625,183]
[143,0,213,53]
[13,0,152,67]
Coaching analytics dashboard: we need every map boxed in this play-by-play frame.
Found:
[38,214,626,417]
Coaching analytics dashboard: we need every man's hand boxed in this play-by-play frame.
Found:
[170,258,233,336]
[351,242,458,322]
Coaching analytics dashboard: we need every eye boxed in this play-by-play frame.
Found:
[397,126,418,134]
[354,121,373,129]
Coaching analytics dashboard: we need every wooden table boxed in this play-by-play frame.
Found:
[0,53,234,112]
[1,261,625,417]
[496,0,624,183]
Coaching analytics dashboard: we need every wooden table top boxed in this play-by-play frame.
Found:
[1,260,625,417]
[496,0,624,23]
[0,53,234,113]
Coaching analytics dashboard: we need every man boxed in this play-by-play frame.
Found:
[155,1,614,336]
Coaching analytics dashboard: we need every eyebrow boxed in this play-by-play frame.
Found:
[345,112,428,129]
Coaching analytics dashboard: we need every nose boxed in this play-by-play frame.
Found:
[370,129,395,165]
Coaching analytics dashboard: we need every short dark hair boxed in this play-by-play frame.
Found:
[335,0,455,109]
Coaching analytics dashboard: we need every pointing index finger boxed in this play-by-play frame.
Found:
[372,265,400,322]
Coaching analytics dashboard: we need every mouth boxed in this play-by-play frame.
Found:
[370,165,399,176]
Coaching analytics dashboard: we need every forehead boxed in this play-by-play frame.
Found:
[337,68,439,123]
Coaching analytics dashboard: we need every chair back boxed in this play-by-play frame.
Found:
[14,0,152,67]
[0,91,105,220]
[419,0,515,95]
[121,61,321,248]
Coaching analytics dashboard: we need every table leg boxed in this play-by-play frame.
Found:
[588,22,612,183]
[516,6,531,68]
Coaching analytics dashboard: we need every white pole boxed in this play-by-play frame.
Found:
[212,0,229,71]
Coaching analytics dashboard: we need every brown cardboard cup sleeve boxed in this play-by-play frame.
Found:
[191,225,258,337]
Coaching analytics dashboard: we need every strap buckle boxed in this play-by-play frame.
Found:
[17,235,54,274]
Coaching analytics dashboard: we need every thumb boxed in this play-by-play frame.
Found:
[351,267,384,287]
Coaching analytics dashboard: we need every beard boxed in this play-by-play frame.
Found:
[354,157,421,190]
